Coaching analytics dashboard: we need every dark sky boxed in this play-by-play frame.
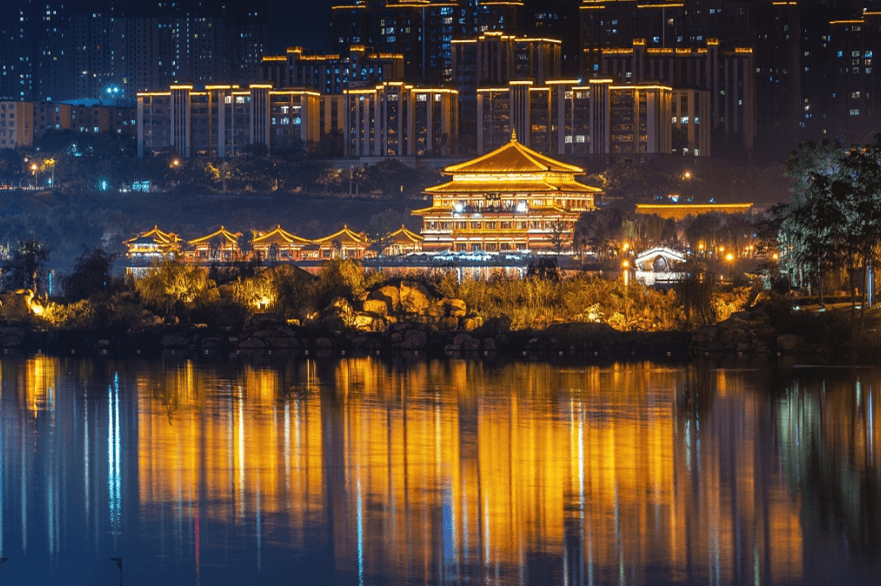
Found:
[269,1,337,54]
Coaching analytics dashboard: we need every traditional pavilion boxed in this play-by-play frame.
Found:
[186,226,242,260]
[309,225,370,259]
[124,226,181,259]
[413,133,601,253]
[381,225,423,256]
[252,225,312,261]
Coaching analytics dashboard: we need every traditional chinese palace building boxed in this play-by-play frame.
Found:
[413,134,601,253]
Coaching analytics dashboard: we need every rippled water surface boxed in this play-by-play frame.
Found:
[0,356,879,585]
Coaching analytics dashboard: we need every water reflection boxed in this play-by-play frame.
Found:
[0,356,879,584]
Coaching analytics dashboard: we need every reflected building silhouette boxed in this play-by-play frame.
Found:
[3,356,881,584]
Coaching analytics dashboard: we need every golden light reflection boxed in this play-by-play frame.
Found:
[130,358,810,583]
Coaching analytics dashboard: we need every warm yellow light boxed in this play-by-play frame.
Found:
[726,253,734,261]
[719,246,725,252]
[772,253,779,260]
[171,159,180,167]
[31,164,38,171]
[684,171,691,179]
[622,260,630,268]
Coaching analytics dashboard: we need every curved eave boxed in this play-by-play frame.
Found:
[253,226,312,245]
[443,140,585,175]
[188,227,241,246]
[425,180,603,194]
[388,227,424,243]
[313,227,366,245]
[412,206,452,215]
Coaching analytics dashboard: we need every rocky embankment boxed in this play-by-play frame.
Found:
[0,281,839,360]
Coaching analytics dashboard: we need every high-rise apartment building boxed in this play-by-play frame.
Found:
[476,79,677,157]
[261,46,405,93]
[137,84,319,158]
[343,82,458,157]
[600,39,755,150]
[328,0,522,83]
[1,0,269,102]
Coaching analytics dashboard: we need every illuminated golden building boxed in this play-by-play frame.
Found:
[124,226,181,260]
[382,225,423,256]
[308,225,371,260]
[252,225,312,261]
[186,226,243,260]
[635,202,754,221]
[261,45,404,94]
[413,134,600,252]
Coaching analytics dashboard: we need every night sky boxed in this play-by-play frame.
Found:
[269,1,338,53]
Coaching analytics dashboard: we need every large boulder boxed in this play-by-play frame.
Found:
[399,281,431,314]
[369,286,401,312]
[442,298,467,318]
[400,329,428,350]
[362,298,389,316]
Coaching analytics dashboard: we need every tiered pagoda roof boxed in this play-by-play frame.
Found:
[126,225,180,247]
[422,134,602,197]
[387,225,423,245]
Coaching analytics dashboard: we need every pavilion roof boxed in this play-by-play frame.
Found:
[312,225,366,245]
[253,225,312,245]
[188,226,242,246]
[387,225,423,244]
[442,135,585,175]
[425,177,602,195]
[126,225,179,245]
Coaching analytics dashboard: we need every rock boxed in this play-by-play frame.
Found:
[730,311,752,321]
[353,312,378,332]
[482,338,498,351]
[238,338,266,349]
[444,343,462,353]
[442,298,467,318]
[390,332,403,343]
[315,338,334,349]
[318,316,347,332]
[425,302,445,319]
[392,322,411,333]
[437,317,459,331]
[362,298,389,316]
[480,315,512,335]
[776,334,805,353]
[246,313,286,330]
[161,334,189,348]
[202,338,224,349]
[453,333,473,345]
[462,317,483,331]
[326,296,352,313]
[370,286,401,312]
[399,281,431,314]
[268,337,302,348]
[462,338,481,351]
[401,329,427,350]
[692,326,718,345]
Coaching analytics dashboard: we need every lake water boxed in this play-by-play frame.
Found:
[0,355,879,585]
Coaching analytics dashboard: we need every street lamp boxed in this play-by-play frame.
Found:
[45,159,55,187]
[30,163,38,188]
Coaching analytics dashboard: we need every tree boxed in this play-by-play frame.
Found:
[2,239,50,294]
[61,248,116,301]
[0,149,23,185]
[135,258,216,317]
[549,220,570,257]
[368,209,407,256]
[574,207,625,260]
